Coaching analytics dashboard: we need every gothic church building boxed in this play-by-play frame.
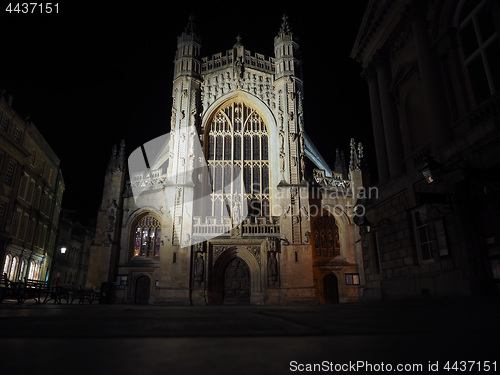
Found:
[87,16,366,305]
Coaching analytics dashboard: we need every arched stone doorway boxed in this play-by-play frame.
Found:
[135,275,151,304]
[223,257,250,305]
[323,274,339,304]
[209,246,261,305]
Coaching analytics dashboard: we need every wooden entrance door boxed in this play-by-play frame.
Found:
[223,258,250,304]
[135,275,150,304]
[323,274,339,304]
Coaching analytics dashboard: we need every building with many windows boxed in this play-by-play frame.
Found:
[351,0,500,299]
[52,210,93,287]
[0,90,64,285]
[87,16,367,305]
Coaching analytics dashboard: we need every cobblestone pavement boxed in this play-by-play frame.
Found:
[0,296,499,374]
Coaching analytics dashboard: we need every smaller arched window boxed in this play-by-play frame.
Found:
[19,259,26,280]
[35,263,41,280]
[9,257,18,280]
[313,216,341,257]
[3,254,12,278]
[28,261,36,280]
[133,215,161,257]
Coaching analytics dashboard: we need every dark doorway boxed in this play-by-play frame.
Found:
[135,275,150,304]
[223,258,250,305]
[323,274,339,304]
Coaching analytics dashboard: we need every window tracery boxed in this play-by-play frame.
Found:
[313,216,340,257]
[206,101,270,217]
[133,215,161,257]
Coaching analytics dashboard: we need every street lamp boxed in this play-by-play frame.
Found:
[56,246,66,283]
[419,156,443,184]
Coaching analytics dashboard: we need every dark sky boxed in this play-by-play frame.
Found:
[1,1,372,225]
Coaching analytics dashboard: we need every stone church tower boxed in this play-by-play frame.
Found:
[87,15,366,305]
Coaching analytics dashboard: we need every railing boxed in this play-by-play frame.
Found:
[192,216,280,236]
[129,175,167,189]
[192,216,232,235]
[313,169,350,188]
[242,216,280,234]
[202,50,275,74]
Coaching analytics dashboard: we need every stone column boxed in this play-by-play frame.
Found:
[410,3,450,149]
[375,52,405,178]
[362,65,389,184]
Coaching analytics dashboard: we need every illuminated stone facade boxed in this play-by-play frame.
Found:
[0,91,64,285]
[87,16,366,305]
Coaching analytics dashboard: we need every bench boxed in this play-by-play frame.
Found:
[16,278,49,304]
[44,283,74,304]
[2,275,100,305]
[1,274,47,304]
[71,286,99,304]
[0,273,17,303]
[43,284,99,304]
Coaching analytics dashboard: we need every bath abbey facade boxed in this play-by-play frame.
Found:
[86,16,366,305]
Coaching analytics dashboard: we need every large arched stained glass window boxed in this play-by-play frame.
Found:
[206,102,270,217]
[133,215,161,257]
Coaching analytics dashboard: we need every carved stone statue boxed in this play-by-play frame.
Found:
[106,200,118,232]
[234,56,244,78]
[280,151,286,180]
[268,252,278,286]
[300,154,306,181]
[194,252,204,286]
[279,128,285,152]
[232,200,241,223]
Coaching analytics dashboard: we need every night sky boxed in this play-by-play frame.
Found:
[1,1,371,225]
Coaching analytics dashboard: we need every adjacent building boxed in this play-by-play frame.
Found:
[351,0,500,299]
[52,210,93,287]
[0,90,64,284]
[87,16,367,305]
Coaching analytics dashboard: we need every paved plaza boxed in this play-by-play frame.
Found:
[0,296,499,374]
